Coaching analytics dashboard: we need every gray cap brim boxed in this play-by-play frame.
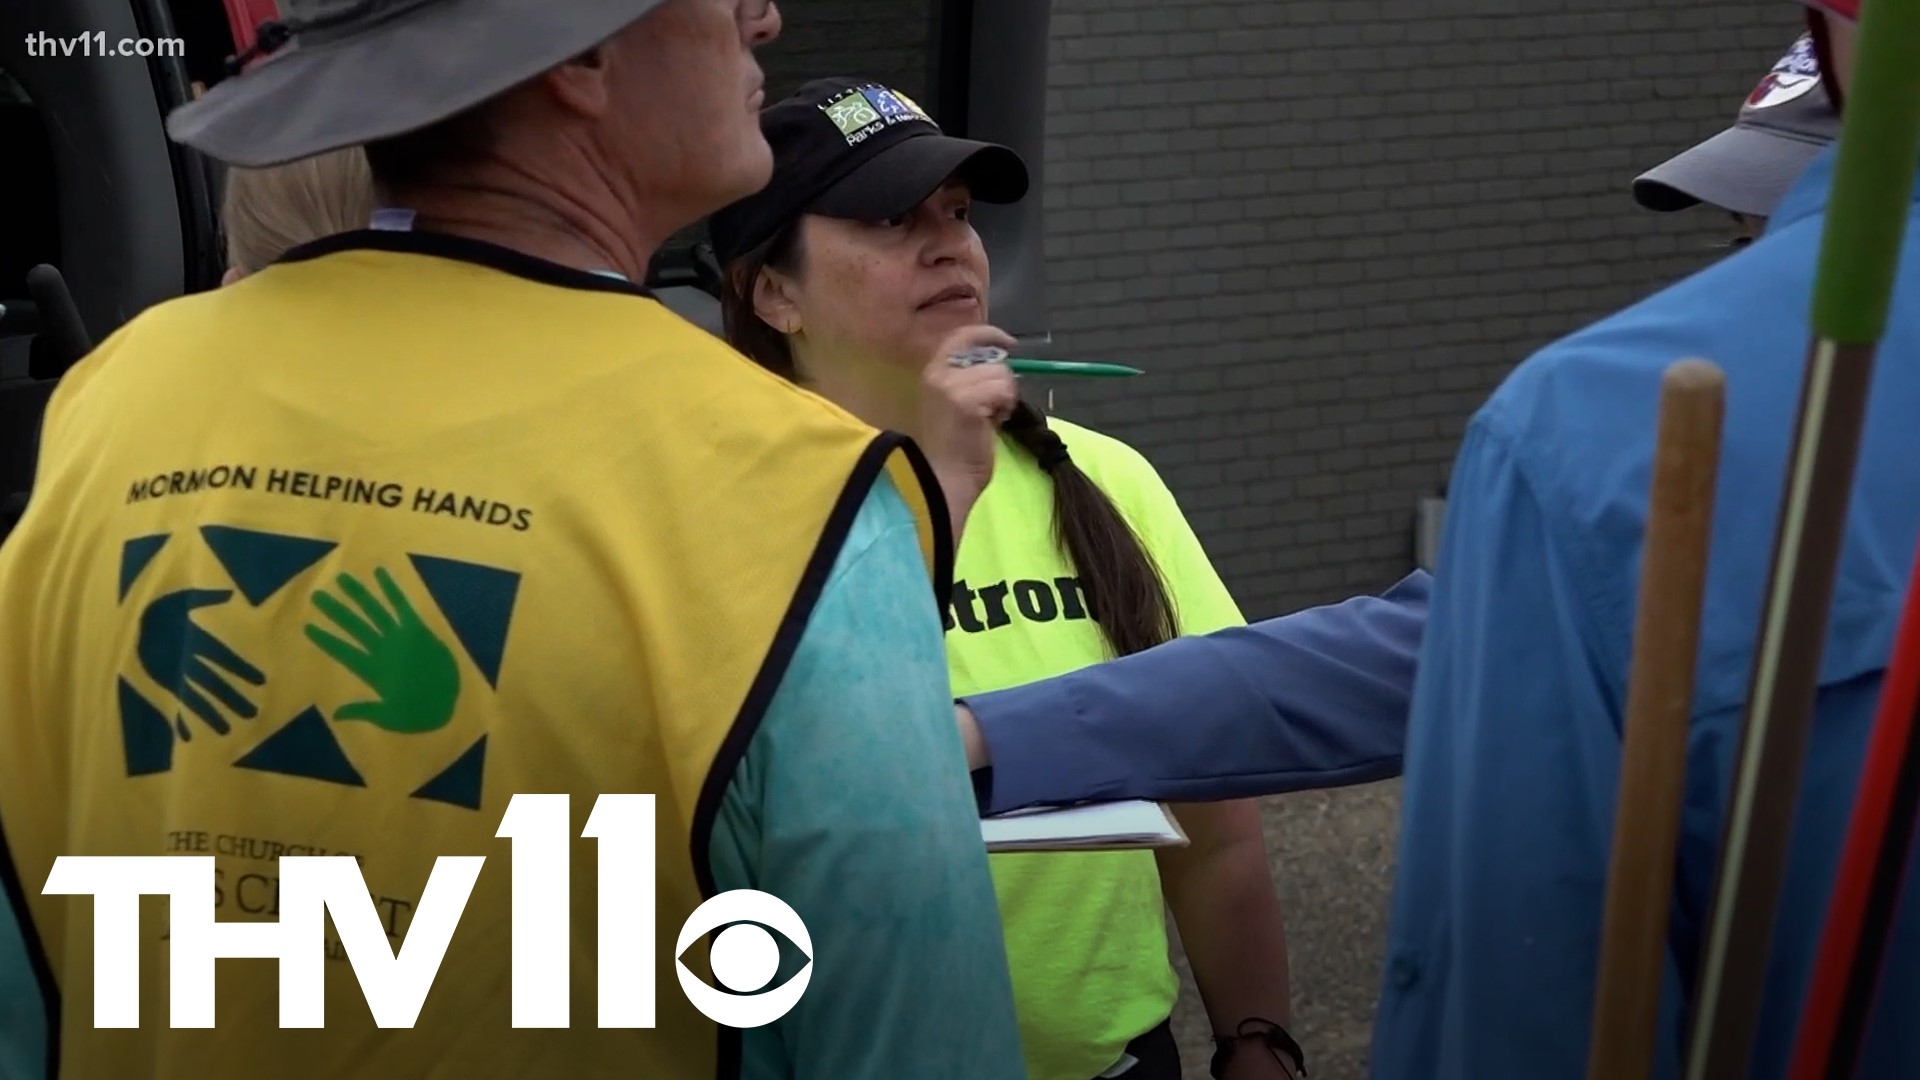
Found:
[1631,123,1828,218]
[167,0,666,168]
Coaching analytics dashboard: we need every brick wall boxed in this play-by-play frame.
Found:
[1035,0,1808,616]
[753,2,936,125]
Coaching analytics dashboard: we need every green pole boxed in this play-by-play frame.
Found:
[1683,3,1920,1078]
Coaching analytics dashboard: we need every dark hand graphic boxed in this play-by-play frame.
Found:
[304,567,460,734]
[136,588,264,736]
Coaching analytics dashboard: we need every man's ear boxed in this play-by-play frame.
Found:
[752,265,801,335]
[541,45,614,119]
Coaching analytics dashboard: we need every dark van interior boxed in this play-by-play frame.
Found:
[0,0,1053,544]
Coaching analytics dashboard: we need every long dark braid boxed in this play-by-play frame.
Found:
[1000,401,1178,657]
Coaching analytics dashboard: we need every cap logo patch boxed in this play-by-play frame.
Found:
[821,84,936,146]
[1747,33,1821,109]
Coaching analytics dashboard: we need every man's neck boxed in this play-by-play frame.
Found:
[394,157,679,282]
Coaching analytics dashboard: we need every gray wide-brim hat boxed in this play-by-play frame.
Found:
[167,0,668,168]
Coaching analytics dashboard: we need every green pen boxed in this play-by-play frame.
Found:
[950,347,1143,378]
[1007,358,1144,379]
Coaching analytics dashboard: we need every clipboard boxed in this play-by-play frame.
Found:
[980,800,1189,854]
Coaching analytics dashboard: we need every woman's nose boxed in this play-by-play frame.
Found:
[923,219,973,264]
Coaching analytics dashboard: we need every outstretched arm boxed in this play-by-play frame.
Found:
[960,570,1429,813]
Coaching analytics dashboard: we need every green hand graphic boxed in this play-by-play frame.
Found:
[304,567,460,734]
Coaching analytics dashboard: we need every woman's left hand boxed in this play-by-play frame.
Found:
[919,325,1020,541]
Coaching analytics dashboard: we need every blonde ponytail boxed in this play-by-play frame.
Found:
[220,148,377,278]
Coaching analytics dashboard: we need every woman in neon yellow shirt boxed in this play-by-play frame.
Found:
[709,78,1300,1080]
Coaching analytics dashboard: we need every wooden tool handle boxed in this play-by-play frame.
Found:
[1586,358,1726,1080]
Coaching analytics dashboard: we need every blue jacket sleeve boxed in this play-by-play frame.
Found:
[961,569,1430,813]
[707,477,1025,1080]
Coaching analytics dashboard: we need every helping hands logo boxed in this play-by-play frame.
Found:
[305,567,460,736]
[117,525,519,811]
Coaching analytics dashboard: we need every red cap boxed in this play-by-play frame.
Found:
[1802,0,1860,20]
[222,0,282,58]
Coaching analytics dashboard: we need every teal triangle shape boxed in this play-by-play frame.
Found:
[117,677,174,776]
[409,556,520,688]
[119,535,170,603]
[200,525,337,607]
[411,735,487,811]
[235,706,365,787]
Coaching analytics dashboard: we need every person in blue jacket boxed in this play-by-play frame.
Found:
[961,3,1920,1077]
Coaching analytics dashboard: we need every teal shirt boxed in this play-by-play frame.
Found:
[0,889,34,1080]
[709,475,1026,1079]
[0,477,1023,1079]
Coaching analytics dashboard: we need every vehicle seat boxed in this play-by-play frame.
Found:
[0,75,58,544]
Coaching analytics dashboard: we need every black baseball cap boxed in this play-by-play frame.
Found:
[708,77,1030,266]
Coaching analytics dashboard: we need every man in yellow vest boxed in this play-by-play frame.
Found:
[0,1,1027,1077]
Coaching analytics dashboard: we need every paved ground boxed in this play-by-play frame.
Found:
[1166,781,1404,1080]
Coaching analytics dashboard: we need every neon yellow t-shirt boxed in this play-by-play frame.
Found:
[944,417,1246,1080]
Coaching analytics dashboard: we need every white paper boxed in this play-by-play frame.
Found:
[979,800,1187,853]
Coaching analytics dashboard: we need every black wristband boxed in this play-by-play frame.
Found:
[1210,1017,1306,1078]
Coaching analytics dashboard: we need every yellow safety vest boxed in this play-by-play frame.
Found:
[0,230,951,1079]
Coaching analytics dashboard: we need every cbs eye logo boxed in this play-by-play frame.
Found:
[486,793,816,1032]
[675,890,815,1027]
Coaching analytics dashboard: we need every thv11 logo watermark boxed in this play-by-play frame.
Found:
[22,31,186,58]
[42,794,812,1030]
